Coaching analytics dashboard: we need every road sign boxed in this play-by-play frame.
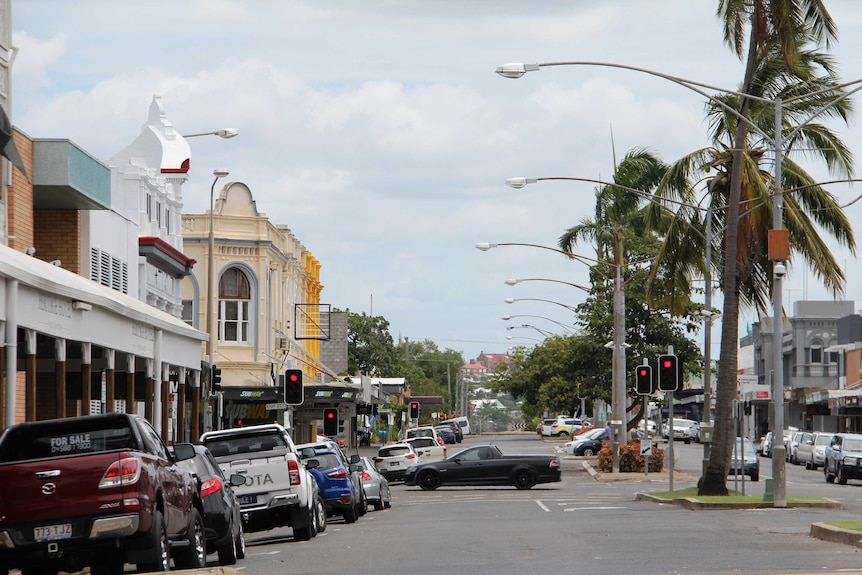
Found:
[640,439,652,455]
[266,402,288,410]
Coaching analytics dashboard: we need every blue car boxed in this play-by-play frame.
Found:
[303,450,363,523]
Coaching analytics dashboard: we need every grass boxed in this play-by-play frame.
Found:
[648,486,830,504]
[826,521,862,531]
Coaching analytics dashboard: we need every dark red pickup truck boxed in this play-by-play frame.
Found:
[0,413,206,575]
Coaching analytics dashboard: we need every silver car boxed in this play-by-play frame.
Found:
[356,456,391,511]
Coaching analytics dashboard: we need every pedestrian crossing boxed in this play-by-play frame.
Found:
[395,487,631,513]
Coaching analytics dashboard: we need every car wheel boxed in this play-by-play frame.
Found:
[559,431,570,438]
[684,438,691,444]
[582,447,595,457]
[751,471,759,482]
[173,508,206,569]
[217,522,239,566]
[343,502,358,523]
[825,463,835,483]
[314,496,327,533]
[838,464,848,485]
[235,521,246,560]
[512,469,536,490]
[805,460,812,470]
[383,485,392,509]
[357,489,367,517]
[138,509,170,572]
[417,469,442,491]
[292,504,314,541]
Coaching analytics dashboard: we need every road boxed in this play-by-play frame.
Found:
[226,432,862,575]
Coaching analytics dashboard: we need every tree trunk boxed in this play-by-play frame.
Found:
[699,28,760,497]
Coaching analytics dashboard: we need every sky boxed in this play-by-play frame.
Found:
[11,1,862,364]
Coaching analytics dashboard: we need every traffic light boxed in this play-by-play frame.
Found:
[409,401,420,419]
[635,364,653,395]
[323,408,338,436]
[285,369,303,405]
[211,364,222,387]
[657,354,679,391]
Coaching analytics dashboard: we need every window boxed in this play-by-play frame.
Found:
[181,299,193,326]
[811,344,823,364]
[218,268,251,343]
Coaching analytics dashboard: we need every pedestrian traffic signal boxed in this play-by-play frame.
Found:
[409,401,420,419]
[211,364,222,386]
[323,408,338,436]
[285,369,303,405]
[657,354,679,391]
[636,364,653,395]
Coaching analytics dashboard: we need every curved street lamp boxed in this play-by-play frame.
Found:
[506,324,554,338]
[498,58,862,503]
[505,297,578,313]
[504,277,591,292]
[501,314,574,334]
[183,128,239,139]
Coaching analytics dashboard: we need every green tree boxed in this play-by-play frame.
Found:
[687,1,848,495]
[345,310,402,376]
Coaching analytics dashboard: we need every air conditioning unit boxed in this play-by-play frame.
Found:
[277,337,288,350]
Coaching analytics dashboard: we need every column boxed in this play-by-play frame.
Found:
[81,343,92,415]
[55,338,66,419]
[25,330,36,421]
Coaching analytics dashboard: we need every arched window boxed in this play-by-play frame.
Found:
[219,268,251,343]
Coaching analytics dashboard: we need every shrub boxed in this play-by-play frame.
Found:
[596,439,664,473]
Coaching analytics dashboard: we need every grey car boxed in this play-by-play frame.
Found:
[824,433,862,484]
[356,456,392,511]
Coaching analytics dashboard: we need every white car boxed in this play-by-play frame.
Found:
[405,425,444,445]
[373,443,421,482]
[403,436,447,461]
[661,418,698,444]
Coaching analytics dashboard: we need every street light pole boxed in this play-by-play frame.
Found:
[206,169,230,362]
[497,58,862,501]
[501,314,574,334]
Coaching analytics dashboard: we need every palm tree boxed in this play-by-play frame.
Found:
[652,2,848,495]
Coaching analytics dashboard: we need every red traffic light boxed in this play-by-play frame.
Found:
[288,372,300,383]
[325,410,336,420]
[662,359,673,369]
[638,367,649,377]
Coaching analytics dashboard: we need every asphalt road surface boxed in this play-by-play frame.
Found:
[226,433,862,575]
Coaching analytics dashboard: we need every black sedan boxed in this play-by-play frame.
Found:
[403,444,561,491]
[175,444,246,565]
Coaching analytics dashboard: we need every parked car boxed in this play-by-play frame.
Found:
[799,432,833,470]
[761,431,774,458]
[788,431,814,464]
[536,418,557,436]
[729,437,759,481]
[404,436,448,461]
[404,444,561,490]
[824,433,862,484]
[547,417,583,438]
[374,443,420,482]
[435,425,458,445]
[297,439,365,516]
[661,418,698,444]
[174,444,247,565]
[405,425,444,445]
[356,456,392,511]
[564,428,608,456]
[451,416,472,436]
[437,419,464,442]
[356,427,371,447]
[302,450,364,523]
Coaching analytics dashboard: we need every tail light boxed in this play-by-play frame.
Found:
[288,458,302,486]
[405,453,416,460]
[361,470,371,481]
[200,477,223,498]
[373,457,383,463]
[100,457,141,488]
[326,467,348,479]
[549,458,560,469]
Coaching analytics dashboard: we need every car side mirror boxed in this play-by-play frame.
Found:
[229,473,247,487]
[349,454,360,464]
[305,459,320,470]
[453,457,462,464]
[348,463,361,473]
[172,443,196,462]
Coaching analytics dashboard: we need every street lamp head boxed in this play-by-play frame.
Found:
[215,128,238,139]
[504,298,515,304]
[501,315,513,321]
[505,177,537,189]
[213,168,229,178]
[700,309,722,318]
[504,279,520,286]
[475,243,496,251]
[506,326,516,330]
[495,63,540,79]
[774,262,786,278]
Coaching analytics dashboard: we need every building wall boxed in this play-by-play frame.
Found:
[320,311,348,379]
[7,131,34,252]
[34,210,81,272]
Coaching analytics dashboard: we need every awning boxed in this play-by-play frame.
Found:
[0,243,207,370]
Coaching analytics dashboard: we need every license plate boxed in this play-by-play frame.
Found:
[34,523,72,541]
[238,494,257,505]
[389,461,401,467]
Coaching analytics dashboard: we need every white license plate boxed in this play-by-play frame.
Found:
[389,461,401,468]
[34,523,72,541]
[238,494,258,505]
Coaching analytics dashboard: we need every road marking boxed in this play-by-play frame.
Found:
[563,506,626,511]
[535,500,551,512]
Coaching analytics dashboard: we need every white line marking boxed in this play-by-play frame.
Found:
[535,500,551,512]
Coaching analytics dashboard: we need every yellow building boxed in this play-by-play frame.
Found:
[182,180,325,439]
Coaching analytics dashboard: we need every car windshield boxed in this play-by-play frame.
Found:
[307,453,342,471]
[407,428,433,438]
[734,438,757,452]
[815,435,833,445]
[583,428,605,440]
[843,439,862,452]
[409,438,436,447]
